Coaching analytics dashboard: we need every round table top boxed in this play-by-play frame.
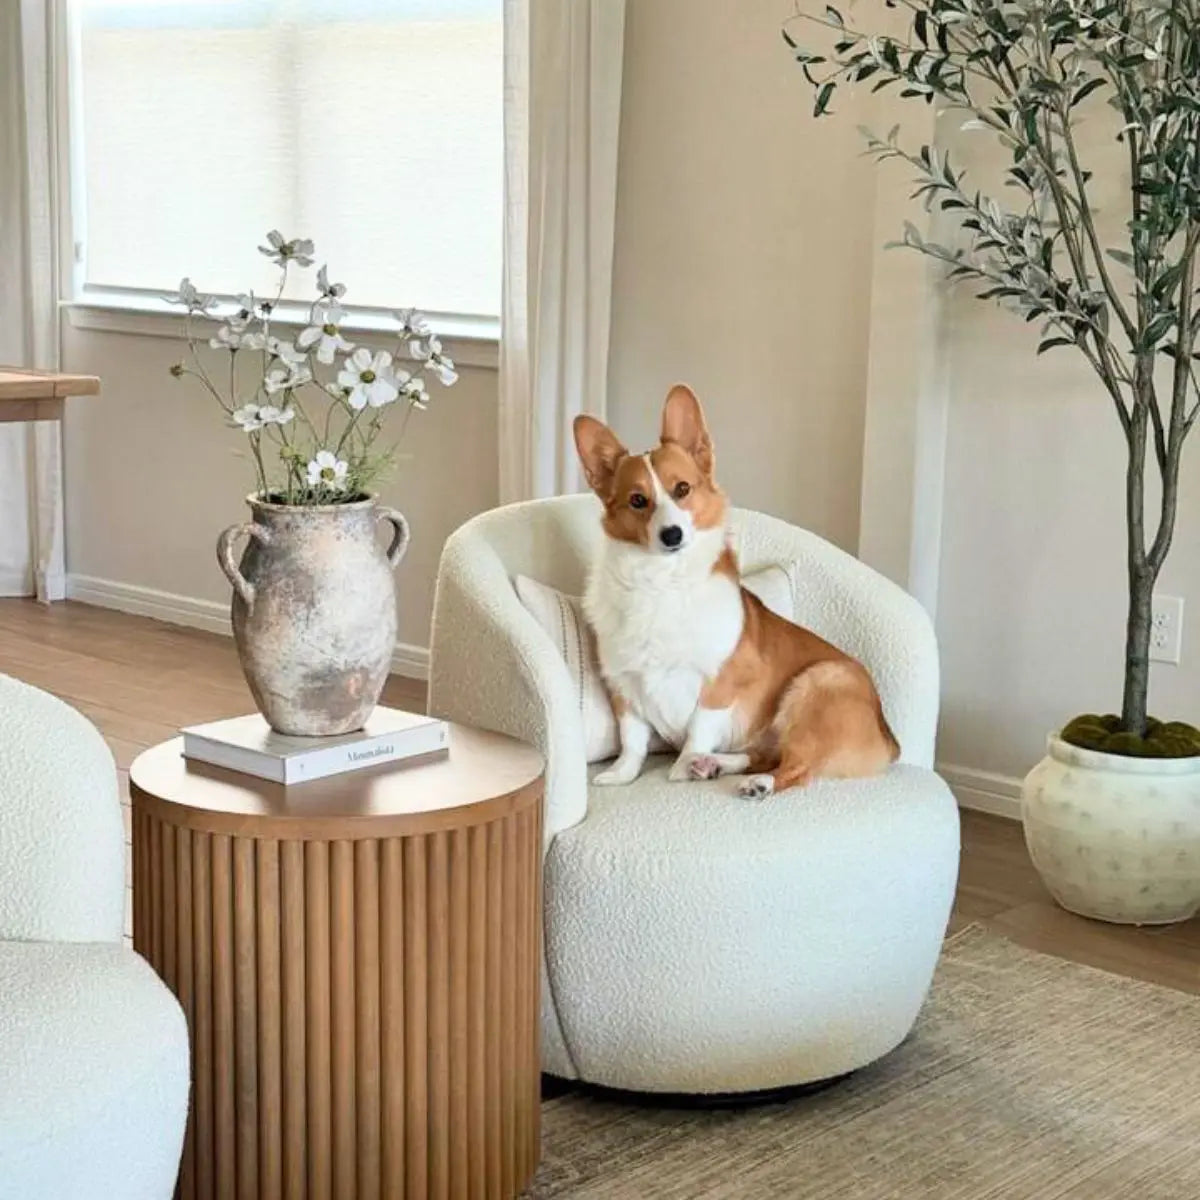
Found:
[129,723,544,839]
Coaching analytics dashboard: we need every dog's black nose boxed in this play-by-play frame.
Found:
[659,525,683,549]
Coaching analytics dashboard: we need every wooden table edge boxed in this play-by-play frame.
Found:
[0,367,101,399]
[129,762,545,840]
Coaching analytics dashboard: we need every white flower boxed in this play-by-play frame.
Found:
[228,293,258,330]
[337,347,399,410]
[209,324,243,351]
[401,374,430,409]
[261,405,294,426]
[167,277,216,312]
[231,404,263,431]
[410,334,457,386]
[297,304,355,365]
[264,363,312,394]
[395,307,431,337]
[306,450,348,491]
[241,333,306,366]
[317,265,346,301]
[231,404,294,432]
[270,337,306,365]
[258,229,315,268]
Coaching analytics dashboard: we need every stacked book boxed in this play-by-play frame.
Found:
[182,707,449,784]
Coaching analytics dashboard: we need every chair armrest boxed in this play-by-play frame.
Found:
[0,676,125,943]
[734,510,940,768]
[810,565,940,769]
[428,523,589,841]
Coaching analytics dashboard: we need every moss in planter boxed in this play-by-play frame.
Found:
[1061,713,1200,758]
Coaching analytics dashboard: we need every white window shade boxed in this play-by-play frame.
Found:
[72,0,502,317]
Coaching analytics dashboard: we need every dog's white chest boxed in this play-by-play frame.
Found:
[585,552,743,747]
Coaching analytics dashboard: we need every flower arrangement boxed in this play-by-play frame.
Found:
[166,231,458,505]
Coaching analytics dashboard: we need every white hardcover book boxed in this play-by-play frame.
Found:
[181,707,449,784]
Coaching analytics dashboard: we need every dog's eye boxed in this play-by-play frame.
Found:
[673,481,691,500]
[629,492,648,510]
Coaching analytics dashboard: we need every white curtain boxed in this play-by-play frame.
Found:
[0,0,65,602]
[499,0,626,502]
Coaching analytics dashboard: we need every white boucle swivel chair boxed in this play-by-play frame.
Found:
[0,675,190,1199]
[430,496,960,1097]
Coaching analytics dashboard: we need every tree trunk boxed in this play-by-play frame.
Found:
[1121,567,1153,737]
[1122,390,1152,739]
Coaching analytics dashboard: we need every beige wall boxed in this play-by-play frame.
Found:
[608,0,876,550]
[61,323,497,652]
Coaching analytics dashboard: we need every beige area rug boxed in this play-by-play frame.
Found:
[531,927,1200,1199]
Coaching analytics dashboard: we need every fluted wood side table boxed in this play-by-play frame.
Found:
[130,724,543,1200]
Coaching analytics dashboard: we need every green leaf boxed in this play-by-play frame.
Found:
[1143,313,1177,345]
[1037,336,1074,354]
[825,5,844,27]
[814,81,836,117]
[1106,248,1136,269]
[1135,178,1171,196]
[1151,263,1184,300]
[914,11,928,45]
[1070,77,1106,108]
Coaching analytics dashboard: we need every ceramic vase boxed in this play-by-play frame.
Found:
[217,494,409,736]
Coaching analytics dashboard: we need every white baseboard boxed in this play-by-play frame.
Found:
[391,642,431,680]
[394,644,430,682]
[67,573,231,634]
[0,565,35,597]
[938,762,1022,821]
[65,573,430,680]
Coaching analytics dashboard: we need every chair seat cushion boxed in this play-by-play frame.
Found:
[0,941,189,1200]
[543,759,960,1093]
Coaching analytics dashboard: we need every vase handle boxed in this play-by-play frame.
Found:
[380,508,411,569]
[217,522,271,610]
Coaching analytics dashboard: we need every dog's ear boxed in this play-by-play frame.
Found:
[574,414,628,497]
[661,384,714,476]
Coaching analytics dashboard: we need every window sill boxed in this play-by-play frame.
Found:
[61,289,500,371]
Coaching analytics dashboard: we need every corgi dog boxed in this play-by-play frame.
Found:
[572,384,899,798]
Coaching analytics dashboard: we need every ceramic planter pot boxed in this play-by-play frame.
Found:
[217,494,409,736]
[1021,734,1200,925]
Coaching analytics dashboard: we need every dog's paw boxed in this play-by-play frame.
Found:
[593,763,639,787]
[737,774,775,800]
[688,754,723,781]
[667,754,697,782]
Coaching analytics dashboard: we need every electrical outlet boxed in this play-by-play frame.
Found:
[1151,594,1184,664]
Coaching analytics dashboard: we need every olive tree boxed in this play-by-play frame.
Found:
[789,0,1200,750]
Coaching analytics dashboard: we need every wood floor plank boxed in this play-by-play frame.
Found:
[955,809,1050,912]
[984,901,1200,994]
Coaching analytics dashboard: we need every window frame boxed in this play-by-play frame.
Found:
[54,0,500,369]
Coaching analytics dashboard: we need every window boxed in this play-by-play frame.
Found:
[68,0,503,319]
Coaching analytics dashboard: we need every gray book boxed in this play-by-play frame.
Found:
[181,707,449,784]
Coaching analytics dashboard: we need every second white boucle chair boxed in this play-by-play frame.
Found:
[430,496,960,1096]
[0,675,190,1199]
